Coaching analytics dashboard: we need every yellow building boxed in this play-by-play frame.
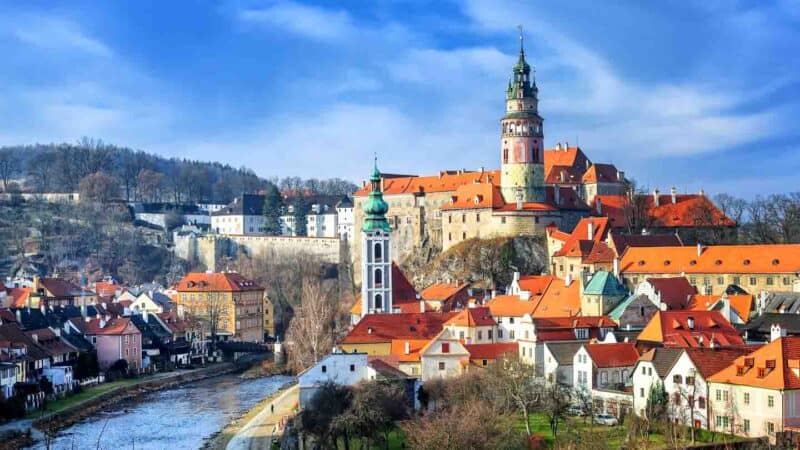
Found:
[619,244,800,295]
[175,272,264,342]
[263,294,275,338]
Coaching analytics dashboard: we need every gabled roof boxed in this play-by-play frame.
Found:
[7,288,33,308]
[342,312,455,345]
[93,281,122,298]
[444,307,495,327]
[762,292,800,314]
[544,146,590,176]
[621,245,800,275]
[464,342,518,360]
[544,341,584,365]
[593,194,735,229]
[533,316,617,342]
[583,271,627,296]
[708,337,800,390]
[532,278,582,318]
[646,277,695,310]
[487,295,538,318]
[0,323,49,361]
[683,347,759,379]
[82,317,139,336]
[420,282,469,302]
[609,232,683,255]
[354,170,500,197]
[582,163,621,184]
[389,339,428,362]
[584,342,639,368]
[637,347,684,377]
[552,217,610,258]
[176,272,263,292]
[40,278,94,298]
[689,294,754,322]
[517,275,556,296]
[637,310,744,348]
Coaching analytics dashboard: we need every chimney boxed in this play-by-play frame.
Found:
[556,142,562,150]
[613,258,620,278]
[33,275,41,293]
[653,189,660,207]
[699,188,705,197]
[99,318,106,328]
[404,341,410,355]
[80,304,86,318]
[596,198,602,215]
[31,333,38,343]
[670,187,677,204]
[617,170,625,182]
[587,221,595,240]
[143,309,148,323]
[565,273,573,286]
[687,316,695,330]
[697,243,704,257]
[419,300,425,313]
[15,309,21,323]
[771,324,787,342]
[554,185,561,205]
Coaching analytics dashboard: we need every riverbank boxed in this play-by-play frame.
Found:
[27,362,238,439]
[205,380,298,450]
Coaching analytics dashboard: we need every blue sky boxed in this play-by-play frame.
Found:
[1,1,798,197]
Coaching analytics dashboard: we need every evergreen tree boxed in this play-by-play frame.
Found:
[292,195,309,236]
[262,184,283,235]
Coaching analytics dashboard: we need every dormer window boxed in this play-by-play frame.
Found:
[575,328,589,339]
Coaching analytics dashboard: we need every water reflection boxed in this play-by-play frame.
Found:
[32,374,294,450]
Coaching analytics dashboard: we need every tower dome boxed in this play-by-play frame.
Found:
[361,161,391,232]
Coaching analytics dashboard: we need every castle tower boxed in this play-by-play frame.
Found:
[360,160,393,316]
[500,28,545,204]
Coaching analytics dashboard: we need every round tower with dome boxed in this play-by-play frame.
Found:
[500,28,545,204]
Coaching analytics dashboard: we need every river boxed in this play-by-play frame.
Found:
[28,374,295,450]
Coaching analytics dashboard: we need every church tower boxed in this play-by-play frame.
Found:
[360,161,393,316]
[500,29,545,204]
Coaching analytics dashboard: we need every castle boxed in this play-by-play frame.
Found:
[352,35,626,280]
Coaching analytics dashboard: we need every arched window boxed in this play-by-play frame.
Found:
[374,243,382,261]
[374,294,383,310]
[374,268,383,287]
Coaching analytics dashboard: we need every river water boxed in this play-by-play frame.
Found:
[29,374,294,450]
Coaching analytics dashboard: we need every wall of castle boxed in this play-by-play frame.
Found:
[440,209,559,252]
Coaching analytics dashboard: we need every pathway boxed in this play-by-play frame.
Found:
[226,383,299,450]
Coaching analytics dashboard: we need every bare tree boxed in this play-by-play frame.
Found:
[486,354,542,437]
[285,278,337,372]
[79,172,121,203]
[0,149,18,192]
[136,169,165,202]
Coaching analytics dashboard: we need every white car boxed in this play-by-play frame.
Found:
[593,413,618,426]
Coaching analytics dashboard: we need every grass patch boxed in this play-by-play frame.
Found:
[335,429,406,450]
[27,378,143,419]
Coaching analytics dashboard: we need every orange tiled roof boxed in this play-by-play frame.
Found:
[390,339,429,362]
[176,272,262,292]
[517,275,556,296]
[637,310,744,348]
[420,282,469,302]
[708,337,800,390]
[83,317,138,336]
[533,278,582,318]
[464,342,518,360]
[683,347,760,379]
[342,312,456,345]
[444,307,496,327]
[593,194,735,229]
[585,342,639,368]
[689,294,754,322]
[582,163,620,184]
[354,170,500,197]
[7,288,32,308]
[487,295,539,317]
[93,281,120,298]
[544,146,590,175]
[441,183,505,210]
[621,244,800,275]
[552,217,611,259]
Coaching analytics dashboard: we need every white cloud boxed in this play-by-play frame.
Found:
[462,0,795,160]
[3,14,111,57]
[237,1,355,41]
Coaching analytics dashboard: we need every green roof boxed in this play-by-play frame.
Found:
[361,163,391,233]
[583,271,628,296]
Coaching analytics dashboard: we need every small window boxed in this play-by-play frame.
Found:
[321,365,327,373]
[441,343,450,353]
[744,392,750,404]
[767,277,774,286]
[438,362,445,371]
[673,375,683,384]
[482,359,488,366]
[768,395,774,407]
[350,364,355,372]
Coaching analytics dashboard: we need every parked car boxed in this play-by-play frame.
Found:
[593,413,618,426]
[566,405,585,416]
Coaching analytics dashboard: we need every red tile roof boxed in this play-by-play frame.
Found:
[82,317,139,336]
[552,217,611,260]
[420,282,469,302]
[487,295,538,317]
[638,311,744,348]
[464,342,518,360]
[517,275,556,296]
[532,278,582,318]
[40,278,93,297]
[621,245,800,275]
[689,294,754,322]
[441,183,505,210]
[708,337,800,390]
[342,312,456,345]
[647,277,696,310]
[354,170,500,197]
[593,194,735,229]
[545,165,583,184]
[93,281,121,298]
[444,307,496,327]
[544,146,590,176]
[7,288,32,308]
[176,272,263,292]
[585,342,639,368]
[683,346,760,379]
[389,339,428,362]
